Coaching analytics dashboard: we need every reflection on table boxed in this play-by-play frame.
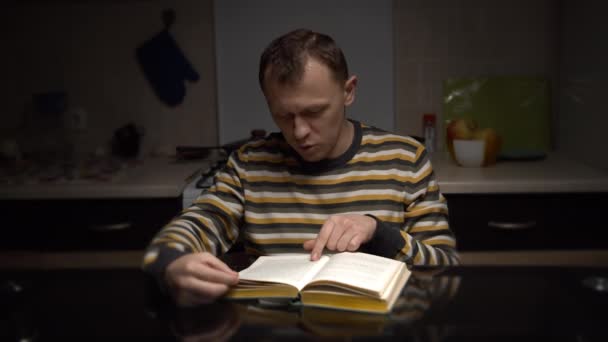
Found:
[167,270,461,341]
[2,261,608,340]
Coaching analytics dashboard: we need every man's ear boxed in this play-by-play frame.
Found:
[344,75,357,106]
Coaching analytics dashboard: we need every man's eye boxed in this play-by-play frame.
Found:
[306,108,323,116]
[276,113,293,120]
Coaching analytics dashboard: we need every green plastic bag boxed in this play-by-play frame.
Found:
[443,77,551,158]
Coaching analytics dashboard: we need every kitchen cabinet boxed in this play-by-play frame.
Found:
[0,198,181,252]
[0,158,206,254]
[433,152,608,253]
[445,192,608,251]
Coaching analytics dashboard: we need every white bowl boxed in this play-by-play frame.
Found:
[453,139,485,167]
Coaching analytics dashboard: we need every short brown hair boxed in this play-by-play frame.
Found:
[258,29,349,92]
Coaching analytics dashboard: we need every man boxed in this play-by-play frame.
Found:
[143,29,458,306]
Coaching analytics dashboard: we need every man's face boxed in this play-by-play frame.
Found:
[263,58,357,162]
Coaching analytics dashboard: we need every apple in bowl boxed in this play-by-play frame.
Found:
[474,127,501,166]
[446,118,477,161]
[446,118,501,167]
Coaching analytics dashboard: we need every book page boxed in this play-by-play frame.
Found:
[307,252,403,295]
[238,254,330,291]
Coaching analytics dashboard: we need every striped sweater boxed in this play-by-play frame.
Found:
[143,121,458,278]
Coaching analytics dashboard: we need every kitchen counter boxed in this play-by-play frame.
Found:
[433,152,608,194]
[0,157,209,200]
[3,152,607,200]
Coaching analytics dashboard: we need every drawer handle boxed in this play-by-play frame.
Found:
[88,222,132,232]
[488,220,536,230]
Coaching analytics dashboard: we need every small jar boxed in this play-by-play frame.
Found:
[422,113,436,153]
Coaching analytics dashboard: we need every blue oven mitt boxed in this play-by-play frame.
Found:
[136,29,200,107]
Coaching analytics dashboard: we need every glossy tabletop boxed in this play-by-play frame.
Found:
[2,260,608,340]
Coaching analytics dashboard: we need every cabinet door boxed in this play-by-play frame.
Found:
[2,200,49,251]
[444,193,608,251]
[1,198,181,251]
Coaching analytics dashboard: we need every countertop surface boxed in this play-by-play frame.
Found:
[433,152,608,194]
[2,152,608,200]
[0,157,209,200]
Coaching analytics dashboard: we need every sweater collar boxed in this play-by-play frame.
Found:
[287,119,362,174]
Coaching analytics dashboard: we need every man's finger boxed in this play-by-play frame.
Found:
[336,230,357,252]
[347,235,362,251]
[325,221,346,250]
[311,219,335,261]
[203,254,238,275]
[303,239,316,251]
[191,263,239,285]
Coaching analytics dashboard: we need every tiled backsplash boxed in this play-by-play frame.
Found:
[394,0,558,149]
[2,0,218,158]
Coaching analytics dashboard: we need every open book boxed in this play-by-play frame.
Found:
[226,252,411,314]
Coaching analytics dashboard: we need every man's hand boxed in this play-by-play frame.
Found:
[165,252,239,307]
[303,214,377,261]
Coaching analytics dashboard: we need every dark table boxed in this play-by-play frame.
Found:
[2,261,608,341]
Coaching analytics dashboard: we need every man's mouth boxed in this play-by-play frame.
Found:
[298,144,314,152]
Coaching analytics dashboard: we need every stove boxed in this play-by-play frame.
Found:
[182,159,227,209]
[180,135,254,209]
[195,159,227,189]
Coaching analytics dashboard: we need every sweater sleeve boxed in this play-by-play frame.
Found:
[141,152,245,284]
[363,146,459,266]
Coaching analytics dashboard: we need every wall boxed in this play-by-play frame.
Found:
[394,0,558,148]
[0,3,20,138]
[214,0,393,144]
[1,0,217,157]
[558,0,608,171]
[6,0,602,170]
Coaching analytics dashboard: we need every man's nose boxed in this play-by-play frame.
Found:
[293,115,310,140]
